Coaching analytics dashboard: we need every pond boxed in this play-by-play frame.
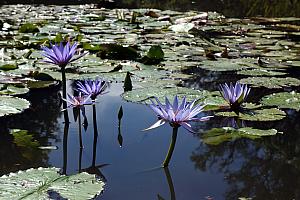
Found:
[0,3,300,200]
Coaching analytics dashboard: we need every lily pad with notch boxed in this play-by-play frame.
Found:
[202,127,280,145]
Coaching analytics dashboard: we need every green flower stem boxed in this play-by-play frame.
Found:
[162,126,178,167]
[78,108,83,149]
[61,67,69,124]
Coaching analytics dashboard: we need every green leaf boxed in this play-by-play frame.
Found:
[202,127,279,145]
[19,23,39,33]
[147,45,164,60]
[260,91,300,111]
[239,77,300,88]
[0,84,29,95]
[0,167,105,200]
[0,64,18,71]
[216,108,286,121]
[122,87,216,103]
[0,96,30,117]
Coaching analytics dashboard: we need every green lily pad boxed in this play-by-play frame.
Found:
[237,68,287,76]
[216,108,286,121]
[202,127,279,145]
[0,96,30,117]
[198,58,254,72]
[26,80,58,89]
[0,84,29,95]
[239,77,300,88]
[0,167,105,200]
[19,23,39,33]
[122,87,216,103]
[260,91,300,111]
[0,64,18,71]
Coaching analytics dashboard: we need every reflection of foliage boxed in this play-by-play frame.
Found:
[11,129,40,160]
[0,88,61,175]
[191,114,300,199]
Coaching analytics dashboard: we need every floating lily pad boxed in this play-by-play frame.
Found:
[260,91,300,111]
[216,108,286,121]
[122,87,216,103]
[0,96,30,117]
[19,23,39,33]
[239,77,300,88]
[202,127,280,145]
[0,64,18,71]
[0,84,29,95]
[198,58,254,72]
[0,167,105,200]
[237,68,287,76]
[26,80,58,89]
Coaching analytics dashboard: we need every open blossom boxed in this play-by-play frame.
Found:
[76,78,108,100]
[41,42,87,68]
[144,95,212,133]
[219,82,250,109]
[63,92,91,108]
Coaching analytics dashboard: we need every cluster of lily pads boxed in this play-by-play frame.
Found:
[1,4,300,199]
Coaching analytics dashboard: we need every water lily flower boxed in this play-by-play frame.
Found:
[219,82,250,110]
[144,95,212,133]
[41,41,87,123]
[63,92,91,109]
[76,78,108,100]
[41,42,87,68]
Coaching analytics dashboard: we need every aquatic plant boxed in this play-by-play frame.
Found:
[219,82,251,110]
[41,42,86,68]
[63,93,91,148]
[76,78,108,101]
[41,42,87,123]
[144,95,211,167]
[63,93,91,109]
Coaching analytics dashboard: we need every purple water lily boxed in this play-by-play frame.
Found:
[63,92,91,109]
[144,95,212,133]
[41,42,86,68]
[219,82,250,110]
[76,78,108,100]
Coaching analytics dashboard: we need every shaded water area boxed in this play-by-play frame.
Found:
[2,0,300,18]
[1,2,300,200]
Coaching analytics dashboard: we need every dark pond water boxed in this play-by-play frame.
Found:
[1,80,300,199]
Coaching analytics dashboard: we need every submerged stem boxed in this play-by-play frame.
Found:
[61,67,69,124]
[62,123,69,175]
[78,108,83,149]
[162,126,178,167]
[164,167,176,200]
[92,104,98,167]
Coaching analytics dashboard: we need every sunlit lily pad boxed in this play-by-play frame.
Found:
[0,96,30,117]
[198,58,255,72]
[239,77,300,88]
[202,127,280,145]
[122,87,217,103]
[0,167,105,200]
[237,68,286,76]
[260,91,300,111]
[216,108,286,121]
[0,84,29,95]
